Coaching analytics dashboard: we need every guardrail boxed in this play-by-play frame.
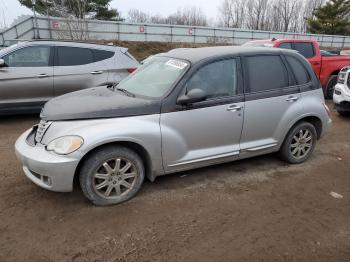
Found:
[2,16,350,48]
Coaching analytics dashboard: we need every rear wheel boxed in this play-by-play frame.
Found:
[325,75,337,99]
[79,146,145,206]
[279,122,317,164]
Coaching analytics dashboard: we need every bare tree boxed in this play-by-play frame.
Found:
[246,0,269,30]
[126,6,208,26]
[168,7,208,26]
[127,8,150,23]
[217,0,325,33]
[218,0,245,28]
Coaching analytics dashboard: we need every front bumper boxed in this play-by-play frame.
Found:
[333,84,350,112]
[15,129,80,192]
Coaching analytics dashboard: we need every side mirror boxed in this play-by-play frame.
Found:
[177,88,207,105]
[0,59,5,67]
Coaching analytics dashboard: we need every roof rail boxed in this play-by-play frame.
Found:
[25,38,116,46]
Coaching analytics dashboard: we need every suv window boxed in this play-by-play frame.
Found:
[278,43,292,49]
[3,46,50,67]
[92,49,114,62]
[293,42,315,58]
[186,59,237,99]
[246,55,288,92]
[56,47,93,66]
[286,56,310,85]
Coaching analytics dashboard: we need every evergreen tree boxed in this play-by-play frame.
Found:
[19,0,121,20]
[307,0,350,35]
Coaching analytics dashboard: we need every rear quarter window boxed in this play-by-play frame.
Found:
[245,55,288,93]
[286,56,310,85]
[92,49,114,62]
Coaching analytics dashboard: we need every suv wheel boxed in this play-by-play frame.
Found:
[279,122,317,164]
[79,146,145,206]
[325,75,337,99]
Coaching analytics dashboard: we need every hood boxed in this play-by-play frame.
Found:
[41,86,161,121]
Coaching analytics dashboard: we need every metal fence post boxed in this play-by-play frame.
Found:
[170,26,173,43]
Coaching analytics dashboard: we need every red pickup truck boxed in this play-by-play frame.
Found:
[244,39,350,98]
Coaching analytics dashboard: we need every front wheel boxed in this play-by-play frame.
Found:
[279,122,317,164]
[79,146,145,206]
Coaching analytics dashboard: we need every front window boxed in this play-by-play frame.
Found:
[116,57,189,98]
[3,46,50,67]
[186,59,238,99]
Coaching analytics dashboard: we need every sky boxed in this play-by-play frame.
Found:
[0,0,219,28]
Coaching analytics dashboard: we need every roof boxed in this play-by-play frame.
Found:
[161,45,294,64]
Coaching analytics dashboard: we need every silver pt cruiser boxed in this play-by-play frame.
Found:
[15,47,332,206]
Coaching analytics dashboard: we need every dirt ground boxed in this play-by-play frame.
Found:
[0,101,349,262]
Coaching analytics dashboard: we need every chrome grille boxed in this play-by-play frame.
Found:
[35,120,52,143]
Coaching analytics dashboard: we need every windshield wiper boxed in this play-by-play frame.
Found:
[108,83,135,97]
[115,87,136,97]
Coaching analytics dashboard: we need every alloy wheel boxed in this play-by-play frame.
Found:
[290,129,313,160]
[92,158,137,199]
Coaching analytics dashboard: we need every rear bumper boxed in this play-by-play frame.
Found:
[15,129,79,192]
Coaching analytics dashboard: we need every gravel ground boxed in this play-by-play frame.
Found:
[0,101,349,262]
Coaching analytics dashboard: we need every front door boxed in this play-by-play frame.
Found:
[161,58,244,173]
[0,45,54,109]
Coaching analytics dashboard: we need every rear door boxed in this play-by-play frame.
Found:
[161,58,245,172]
[53,46,109,97]
[0,45,54,109]
[240,55,301,156]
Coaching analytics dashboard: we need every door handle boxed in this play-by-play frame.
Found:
[227,104,243,112]
[286,95,299,102]
[91,71,103,75]
[312,61,320,65]
[37,74,48,78]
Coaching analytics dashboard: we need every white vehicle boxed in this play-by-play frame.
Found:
[334,67,350,116]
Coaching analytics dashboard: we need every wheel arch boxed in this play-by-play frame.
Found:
[284,115,323,143]
[74,140,155,189]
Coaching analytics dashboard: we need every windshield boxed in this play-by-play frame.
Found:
[242,41,274,47]
[116,57,189,98]
[0,44,20,57]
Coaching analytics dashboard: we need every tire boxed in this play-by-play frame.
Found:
[325,75,337,99]
[279,122,317,164]
[338,111,350,117]
[79,146,145,206]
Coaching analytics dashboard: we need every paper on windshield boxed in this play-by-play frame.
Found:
[165,59,188,70]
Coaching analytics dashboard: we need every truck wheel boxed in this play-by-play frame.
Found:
[325,75,337,99]
[79,146,145,206]
[338,111,350,117]
[279,122,317,164]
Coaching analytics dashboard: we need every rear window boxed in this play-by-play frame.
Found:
[56,47,93,66]
[293,42,315,58]
[246,55,288,93]
[286,56,310,85]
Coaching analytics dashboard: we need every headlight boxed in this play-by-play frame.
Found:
[46,136,83,155]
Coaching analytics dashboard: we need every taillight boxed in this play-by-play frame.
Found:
[127,68,137,73]
[324,102,332,118]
